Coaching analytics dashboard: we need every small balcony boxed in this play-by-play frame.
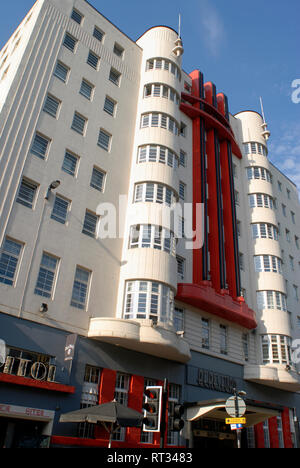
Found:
[88,318,191,363]
[244,364,300,392]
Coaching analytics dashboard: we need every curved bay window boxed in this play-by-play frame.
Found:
[144,83,180,105]
[129,224,176,256]
[256,290,287,311]
[251,223,279,241]
[124,280,174,324]
[254,255,283,274]
[261,335,292,365]
[134,182,177,206]
[243,141,268,156]
[137,144,178,169]
[249,193,274,209]
[146,57,181,81]
[246,166,272,183]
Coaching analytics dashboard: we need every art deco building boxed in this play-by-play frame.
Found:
[0,0,299,448]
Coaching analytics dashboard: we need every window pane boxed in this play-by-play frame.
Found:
[80,80,93,100]
[0,238,22,285]
[103,97,115,116]
[17,179,37,208]
[82,211,98,238]
[109,68,120,85]
[71,113,86,135]
[98,130,111,151]
[71,9,83,24]
[62,151,78,176]
[34,253,58,298]
[71,267,90,309]
[93,27,104,42]
[90,168,105,192]
[43,95,60,118]
[63,33,77,52]
[54,61,68,82]
[87,51,99,69]
[51,196,69,224]
[31,133,50,159]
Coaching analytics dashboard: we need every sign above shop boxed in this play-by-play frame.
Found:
[186,365,237,394]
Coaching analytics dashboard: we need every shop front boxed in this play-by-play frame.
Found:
[0,404,55,448]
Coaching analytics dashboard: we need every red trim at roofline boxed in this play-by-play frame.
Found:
[0,373,75,394]
[180,101,242,159]
[182,92,231,132]
[176,282,257,330]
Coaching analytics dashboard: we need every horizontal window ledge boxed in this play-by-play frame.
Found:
[88,317,191,363]
[244,365,300,392]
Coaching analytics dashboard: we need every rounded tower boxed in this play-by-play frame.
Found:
[89,26,190,363]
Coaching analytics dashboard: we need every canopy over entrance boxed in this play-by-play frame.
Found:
[186,399,280,427]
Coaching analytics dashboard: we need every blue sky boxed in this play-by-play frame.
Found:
[1,0,299,193]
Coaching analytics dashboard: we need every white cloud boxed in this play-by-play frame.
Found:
[269,124,300,194]
[198,0,225,57]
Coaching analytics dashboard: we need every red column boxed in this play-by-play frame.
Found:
[206,129,221,292]
[254,423,265,448]
[190,70,206,285]
[268,416,279,448]
[98,368,116,404]
[282,408,293,448]
[95,368,117,441]
[219,140,238,298]
[126,375,145,446]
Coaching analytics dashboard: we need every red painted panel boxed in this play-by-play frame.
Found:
[126,375,144,446]
[176,282,257,329]
[95,368,117,441]
[182,92,232,134]
[219,140,238,298]
[206,129,221,292]
[268,416,279,448]
[190,70,204,285]
[204,82,213,106]
[282,408,293,448]
[180,102,242,159]
[254,423,265,448]
[0,373,75,393]
[217,93,226,117]
[98,368,116,404]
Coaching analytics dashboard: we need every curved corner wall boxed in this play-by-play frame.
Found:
[235,111,300,391]
[88,27,190,362]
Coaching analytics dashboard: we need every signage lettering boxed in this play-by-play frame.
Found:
[1,356,56,382]
[197,368,236,393]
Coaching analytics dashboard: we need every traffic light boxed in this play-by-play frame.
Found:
[172,404,185,431]
[142,386,162,432]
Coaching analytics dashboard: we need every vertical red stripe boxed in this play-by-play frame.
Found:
[268,416,279,448]
[282,408,293,448]
[219,140,237,297]
[206,129,221,291]
[190,70,203,284]
[254,423,265,448]
[127,375,145,446]
[204,82,213,105]
[95,368,117,441]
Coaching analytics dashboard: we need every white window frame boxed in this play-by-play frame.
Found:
[70,266,91,310]
[0,237,23,286]
[123,280,174,324]
[34,252,59,299]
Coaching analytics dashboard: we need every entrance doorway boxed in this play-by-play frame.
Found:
[192,418,236,448]
[0,417,49,448]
